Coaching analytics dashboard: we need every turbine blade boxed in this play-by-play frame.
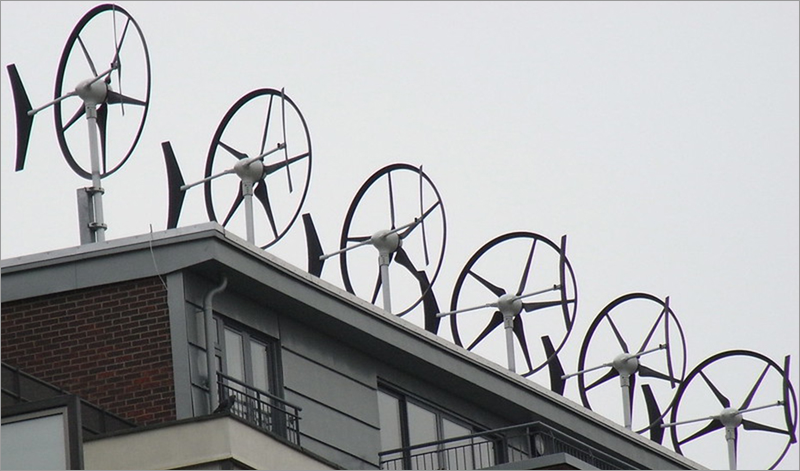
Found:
[76,35,98,76]
[398,200,441,239]
[302,213,324,276]
[700,370,731,408]
[516,238,537,296]
[741,419,791,436]
[740,363,771,411]
[221,186,244,226]
[218,140,248,160]
[638,364,681,384]
[782,355,797,443]
[467,311,504,351]
[392,247,441,332]
[664,297,677,388]
[254,180,279,239]
[112,11,131,65]
[642,384,664,444]
[263,152,310,176]
[512,316,534,373]
[106,90,146,107]
[418,270,441,334]
[62,103,86,131]
[280,88,293,192]
[111,6,121,115]
[110,8,132,117]
[6,64,34,171]
[542,335,565,395]
[558,235,573,329]
[678,419,724,446]
[162,141,186,229]
[418,165,429,266]
[607,315,629,353]
[420,288,442,335]
[96,103,109,173]
[388,171,396,230]
[523,299,573,313]
[260,94,274,154]
[370,266,383,304]
[346,234,371,243]
[637,305,666,354]
[586,368,619,391]
[468,270,506,298]
[393,246,418,274]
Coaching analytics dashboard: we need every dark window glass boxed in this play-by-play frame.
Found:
[223,327,245,382]
[377,386,493,470]
[250,339,270,393]
[407,402,439,469]
[378,390,403,451]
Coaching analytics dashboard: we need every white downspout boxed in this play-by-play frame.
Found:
[204,276,227,413]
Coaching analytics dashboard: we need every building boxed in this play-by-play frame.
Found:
[1,222,704,470]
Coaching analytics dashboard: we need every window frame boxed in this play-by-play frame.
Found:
[377,384,493,469]
[214,316,283,398]
[186,309,284,417]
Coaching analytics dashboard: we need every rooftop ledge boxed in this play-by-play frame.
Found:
[2,222,705,471]
[83,413,340,470]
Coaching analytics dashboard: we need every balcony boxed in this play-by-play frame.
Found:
[2,362,136,436]
[216,372,302,446]
[379,421,638,470]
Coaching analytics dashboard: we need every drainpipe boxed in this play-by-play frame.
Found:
[204,276,227,413]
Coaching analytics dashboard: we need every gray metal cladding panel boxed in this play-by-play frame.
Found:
[278,316,376,387]
[287,390,381,469]
[282,349,379,428]
[1,263,78,301]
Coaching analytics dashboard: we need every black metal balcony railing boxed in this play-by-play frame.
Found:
[217,372,302,446]
[379,420,637,470]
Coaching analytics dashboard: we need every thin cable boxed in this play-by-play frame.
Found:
[149,224,168,291]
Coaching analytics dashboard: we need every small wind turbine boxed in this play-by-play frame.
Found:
[7,4,151,243]
[316,163,446,321]
[439,232,578,383]
[663,351,797,470]
[438,284,561,373]
[562,293,685,438]
[163,87,312,249]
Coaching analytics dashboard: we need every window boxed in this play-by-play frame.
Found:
[1,397,83,470]
[2,410,69,470]
[377,389,403,451]
[215,320,279,396]
[377,387,494,470]
[187,312,281,416]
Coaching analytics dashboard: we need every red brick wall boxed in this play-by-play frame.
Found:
[1,277,175,426]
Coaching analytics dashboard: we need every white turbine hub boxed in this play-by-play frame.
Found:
[234,157,265,184]
[612,353,639,377]
[75,78,107,106]
[371,229,401,255]
[497,293,523,318]
[719,407,743,428]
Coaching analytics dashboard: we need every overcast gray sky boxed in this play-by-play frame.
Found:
[2,2,798,469]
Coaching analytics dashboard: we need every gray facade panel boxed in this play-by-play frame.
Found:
[0,263,78,301]
[282,349,379,428]
[278,316,377,389]
[286,391,380,470]
[167,272,194,420]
